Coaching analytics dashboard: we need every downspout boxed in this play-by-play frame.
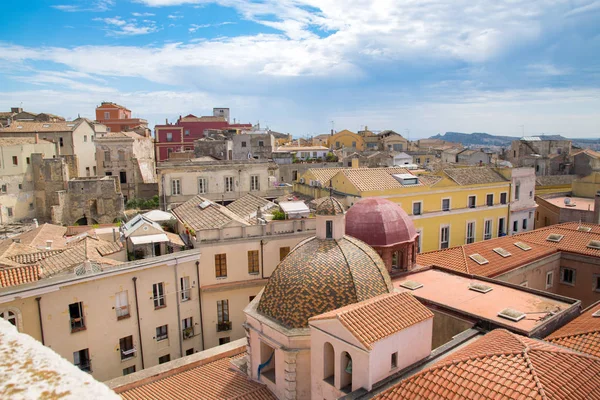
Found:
[35,297,45,345]
[132,277,145,369]
[174,258,183,358]
[260,239,265,280]
[162,174,167,211]
[195,260,205,351]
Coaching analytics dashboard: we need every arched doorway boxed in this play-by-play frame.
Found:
[340,351,353,393]
[323,342,335,385]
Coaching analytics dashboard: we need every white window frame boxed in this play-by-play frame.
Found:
[466,221,475,244]
[468,195,476,209]
[198,177,207,194]
[412,201,423,216]
[153,282,166,308]
[224,176,234,193]
[104,111,110,119]
[250,175,260,191]
[171,179,181,196]
[441,198,451,212]
[484,219,493,240]
[180,276,190,301]
[440,225,450,249]
[115,291,129,319]
[546,271,554,289]
[559,267,575,286]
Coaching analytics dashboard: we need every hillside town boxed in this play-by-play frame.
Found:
[0,100,599,400]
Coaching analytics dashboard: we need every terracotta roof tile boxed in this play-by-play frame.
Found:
[0,137,54,146]
[0,120,81,132]
[443,167,508,185]
[120,355,275,400]
[172,195,251,231]
[374,329,600,400]
[307,167,347,185]
[11,223,68,249]
[416,247,468,273]
[0,265,39,288]
[535,175,577,186]
[310,292,433,349]
[514,225,600,258]
[226,194,277,220]
[545,302,600,358]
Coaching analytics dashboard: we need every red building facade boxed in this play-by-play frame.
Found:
[95,102,149,136]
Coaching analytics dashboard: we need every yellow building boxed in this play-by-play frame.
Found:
[328,129,364,151]
[572,172,600,198]
[295,167,511,252]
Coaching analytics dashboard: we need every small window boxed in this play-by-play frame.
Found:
[115,291,130,319]
[500,192,507,204]
[166,132,173,142]
[180,276,191,301]
[182,317,193,339]
[186,348,194,356]
[119,171,127,184]
[546,271,553,289]
[468,196,476,208]
[250,175,260,191]
[248,250,259,274]
[158,354,171,364]
[326,220,333,239]
[412,202,422,216]
[171,179,181,195]
[123,366,136,375]
[241,141,247,147]
[84,135,87,142]
[217,299,230,325]
[547,234,564,243]
[513,220,518,233]
[26,157,30,165]
[1,184,6,193]
[120,335,135,360]
[391,352,398,369]
[219,337,231,345]
[440,226,449,249]
[529,190,533,198]
[73,348,91,372]
[594,274,600,293]
[469,254,489,265]
[85,167,90,177]
[29,203,34,210]
[18,184,22,190]
[12,156,18,166]
[522,219,528,230]
[560,267,575,285]
[442,198,450,212]
[104,111,110,119]
[224,176,234,192]
[280,247,290,261]
[156,325,168,341]
[69,302,85,332]
[466,222,475,244]
[184,129,190,136]
[515,183,520,200]
[59,137,64,147]
[486,194,493,206]
[258,141,264,147]
[198,178,207,194]
[484,220,492,240]
[215,254,227,278]
[153,282,166,308]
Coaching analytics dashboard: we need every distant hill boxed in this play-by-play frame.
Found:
[429,132,519,147]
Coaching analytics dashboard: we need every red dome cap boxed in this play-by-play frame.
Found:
[345,198,417,246]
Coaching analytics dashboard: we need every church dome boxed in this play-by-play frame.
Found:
[315,197,345,216]
[257,235,393,329]
[346,198,417,246]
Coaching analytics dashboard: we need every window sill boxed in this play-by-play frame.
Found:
[154,305,167,310]
[71,326,87,333]
[181,298,190,303]
[216,276,228,280]
[249,272,260,275]
[559,281,575,287]
[156,337,169,342]
[117,314,131,321]
[121,356,136,362]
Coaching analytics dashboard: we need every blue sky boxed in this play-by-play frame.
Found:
[0,0,599,138]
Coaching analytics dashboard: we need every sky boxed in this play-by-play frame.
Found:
[0,0,599,138]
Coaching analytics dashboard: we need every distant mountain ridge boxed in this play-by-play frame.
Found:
[428,132,519,146]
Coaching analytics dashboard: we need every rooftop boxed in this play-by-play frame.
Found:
[443,167,507,186]
[274,145,329,152]
[309,292,433,349]
[545,301,600,358]
[172,195,250,231]
[0,120,82,132]
[535,175,577,186]
[394,268,578,336]
[373,329,600,399]
[0,137,53,146]
[540,195,595,211]
[225,193,278,221]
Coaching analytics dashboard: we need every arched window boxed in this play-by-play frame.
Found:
[0,308,21,331]
[323,342,335,383]
[340,351,353,391]
[104,150,111,162]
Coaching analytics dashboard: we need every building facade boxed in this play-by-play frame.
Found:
[232,133,275,160]
[329,130,364,151]
[95,102,149,137]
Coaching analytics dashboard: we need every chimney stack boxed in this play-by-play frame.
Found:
[35,133,39,144]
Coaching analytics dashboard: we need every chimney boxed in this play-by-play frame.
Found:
[330,129,334,135]
[594,191,600,224]
[165,118,168,124]
[33,218,39,228]
[351,158,360,169]
[35,133,39,144]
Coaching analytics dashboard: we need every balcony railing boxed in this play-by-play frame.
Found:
[217,321,232,332]
[70,317,85,332]
[121,347,137,360]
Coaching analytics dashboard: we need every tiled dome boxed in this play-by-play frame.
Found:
[257,235,393,329]
[315,197,345,216]
[346,198,417,246]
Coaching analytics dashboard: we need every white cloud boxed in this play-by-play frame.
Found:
[564,1,600,17]
[94,16,159,36]
[132,12,155,17]
[168,14,183,19]
[189,21,234,32]
[52,0,115,12]
[526,63,571,76]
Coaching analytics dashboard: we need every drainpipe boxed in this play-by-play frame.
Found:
[195,260,205,351]
[260,239,265,279]
[132,277,145,369]
[35,297,45,345]
[174,258,183,358]
[161,175,167,211]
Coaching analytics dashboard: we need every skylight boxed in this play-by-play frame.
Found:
[469,253,489,265]
[577,226,592,232]
[546,234,564,243]
[399,280,423,290]
[593,310,600,318]
[587,240,600,250]
[469,283,493,293]
[42,124,50,128]
[198,200,212,209]
[493,248,511,258]
[498,308,526,322]
[514,242,532,251]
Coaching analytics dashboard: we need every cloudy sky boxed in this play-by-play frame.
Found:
[1,0,599,138]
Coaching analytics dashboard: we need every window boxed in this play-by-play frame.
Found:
[560,267,575,285]
[224,176,234,192]
[12,156,18,166]
[217,300,230,331]
[468,196,476,208]
[69,302,85,332]
[219,337,231,345]
[250,175,260,191]
[280,246,290,261]
[241,141,247,147]
[7,208,13,217]
[258,140,264,147]
[171,179,181,195]
[440,226,449,249]
[118,150,126,161]
[156,325,168,341]
[120,335,135,360]
[115,291,129,319]
[59,137,64,147]
[484,220,492,240]
[123,366,136,375]
[522,219,528,230]
[486,194,493,206]
[183,317,194,339]
[529,190,533,198]
[29,203,34,210]
[104,111,110,119]
[248,250,259,274]
[515,183,520,200]
[351,141,356,147]
[85,167,90,177]
[73,349,91,372]
[391,352,398,369]
[498,217,506,236]
[442,198,450,212]
[26,157,30,165]
[166,132,173,142]
[186,348,194,356]
[412,202,422,216]
[416,230,422,253]
[119,171,127,184]
[197,177,207,194]
[184,129,190,136]
[1,184,6,193]
[466,222,475,244]
[84,135,87,142]
[292,170,298,181]
[0,310,17,327]
[180,276,191,301]
[104,150,111,162]
[158,354,171,364]
[546,271,553,289]
[513,220,518,233]
[594,274,600,293]
[336,141,340,148]
[215,254,227,278]
[416,157,421,164]
[153,282,166,308]
[326,220,333,239]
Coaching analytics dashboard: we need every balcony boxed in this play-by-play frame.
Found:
[70,317,86,333]
[217,321,232,332]
[183,327,194,340]
[120,347,137,361]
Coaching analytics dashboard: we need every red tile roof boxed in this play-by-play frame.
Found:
[309,292,433,349]
[374,329,600,400]
[120,355,274,400]
[545,302,600,358]
[0,265,39,288]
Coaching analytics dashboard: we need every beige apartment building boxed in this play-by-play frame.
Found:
[0,219,315,381]
[0,137,56,223]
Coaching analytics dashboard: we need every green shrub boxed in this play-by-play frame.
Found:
[272,210,286,220]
